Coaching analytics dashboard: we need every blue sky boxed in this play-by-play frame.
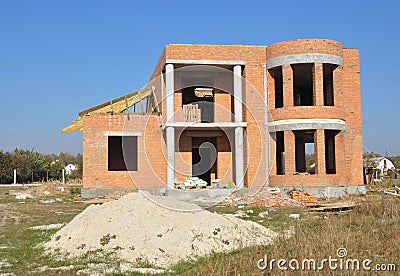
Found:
[0,0,399,155]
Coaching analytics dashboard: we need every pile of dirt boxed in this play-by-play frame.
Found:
[221,189,303,207]
[44,192,277,268]
[25,182,70,197]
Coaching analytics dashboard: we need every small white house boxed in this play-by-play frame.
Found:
[64,164,78,175]
[364,157,395,171]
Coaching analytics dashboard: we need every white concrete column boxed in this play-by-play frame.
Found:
[13,169,16,184]
[165,64,175,123]
[235,127,244,189]
[165,64,175,188]
[233,65,242,122]
[166,126,175,188]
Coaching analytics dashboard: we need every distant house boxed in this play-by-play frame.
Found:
[363,157,395,172]
[65,164,78,175]
[363,157,396,184]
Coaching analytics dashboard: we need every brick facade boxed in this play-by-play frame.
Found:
[81,39,363,190]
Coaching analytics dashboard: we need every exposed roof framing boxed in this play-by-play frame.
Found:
[61,86,156,133]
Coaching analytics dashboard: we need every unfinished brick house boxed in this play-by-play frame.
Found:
[63,38,364,197]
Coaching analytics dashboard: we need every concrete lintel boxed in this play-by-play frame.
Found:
[266,53,343,69]
[164,122,247,129]
[268,118,345,132]
[165,59,246,66]
[103,131,143,136]
[186,130,223,137]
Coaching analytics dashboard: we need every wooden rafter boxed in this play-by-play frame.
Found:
[61,87,154,133]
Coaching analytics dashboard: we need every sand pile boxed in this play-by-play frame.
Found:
[45,191,276,268]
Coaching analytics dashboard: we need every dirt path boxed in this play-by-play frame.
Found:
[0,203,28,228]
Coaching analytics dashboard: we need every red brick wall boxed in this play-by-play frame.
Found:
[175,129,192,182]
[270,106,344,121]
[217,131,234,186]
[342,48,363,186]
[166,44,266,63]
[266,39,363,188]
[82,39,363,190]
[161,45,268,188]
[82,114,166,189]
[243,61,269,188]
[266,39,343,59]
[174,131,234,186]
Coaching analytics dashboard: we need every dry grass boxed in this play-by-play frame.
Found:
[0,186,87,275]
[171,193,400,275]
[0,186,399,275]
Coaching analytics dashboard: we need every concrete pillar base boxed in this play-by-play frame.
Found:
[235,127,244,189]
[166,127,175,188]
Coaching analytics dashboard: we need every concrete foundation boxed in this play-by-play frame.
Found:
[81,185,367,200]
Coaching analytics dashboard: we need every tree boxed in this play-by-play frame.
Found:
[49,160,64,180]
[76,154,83,178]
[0,151,14,183]
[0,149,81,183]
[12,149,51,183]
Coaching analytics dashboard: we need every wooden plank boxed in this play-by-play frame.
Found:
[307,201,356,212]
[384,191,400,197]
[78,88,152,116]
[151,86,160,113]
[137,90,145,114]
[125,95,130,120]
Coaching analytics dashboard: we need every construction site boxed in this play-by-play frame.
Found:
[62,38,364,199]
[1,39,398,275]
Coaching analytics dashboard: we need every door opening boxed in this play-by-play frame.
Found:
[192,137,217,185]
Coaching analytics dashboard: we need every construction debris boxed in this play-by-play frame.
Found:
[307,201,356,212]
[258,211,269,218]
[25,182,70,197]
[82,199,112,205]
[175,177,208,190]
[39,198,62,204]
[222,190,303,207]
[384,191,400,197]
[288,213,300,219]
[383,186,400,197]
[104,190,134,199]
[233,210,249,218]
[0,259,12,269]
[13,193,35,200]
[44,192,277,268]
[289,191,317,204]
[29,223,65,231]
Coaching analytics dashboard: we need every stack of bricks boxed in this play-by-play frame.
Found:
[290,191,317,204]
